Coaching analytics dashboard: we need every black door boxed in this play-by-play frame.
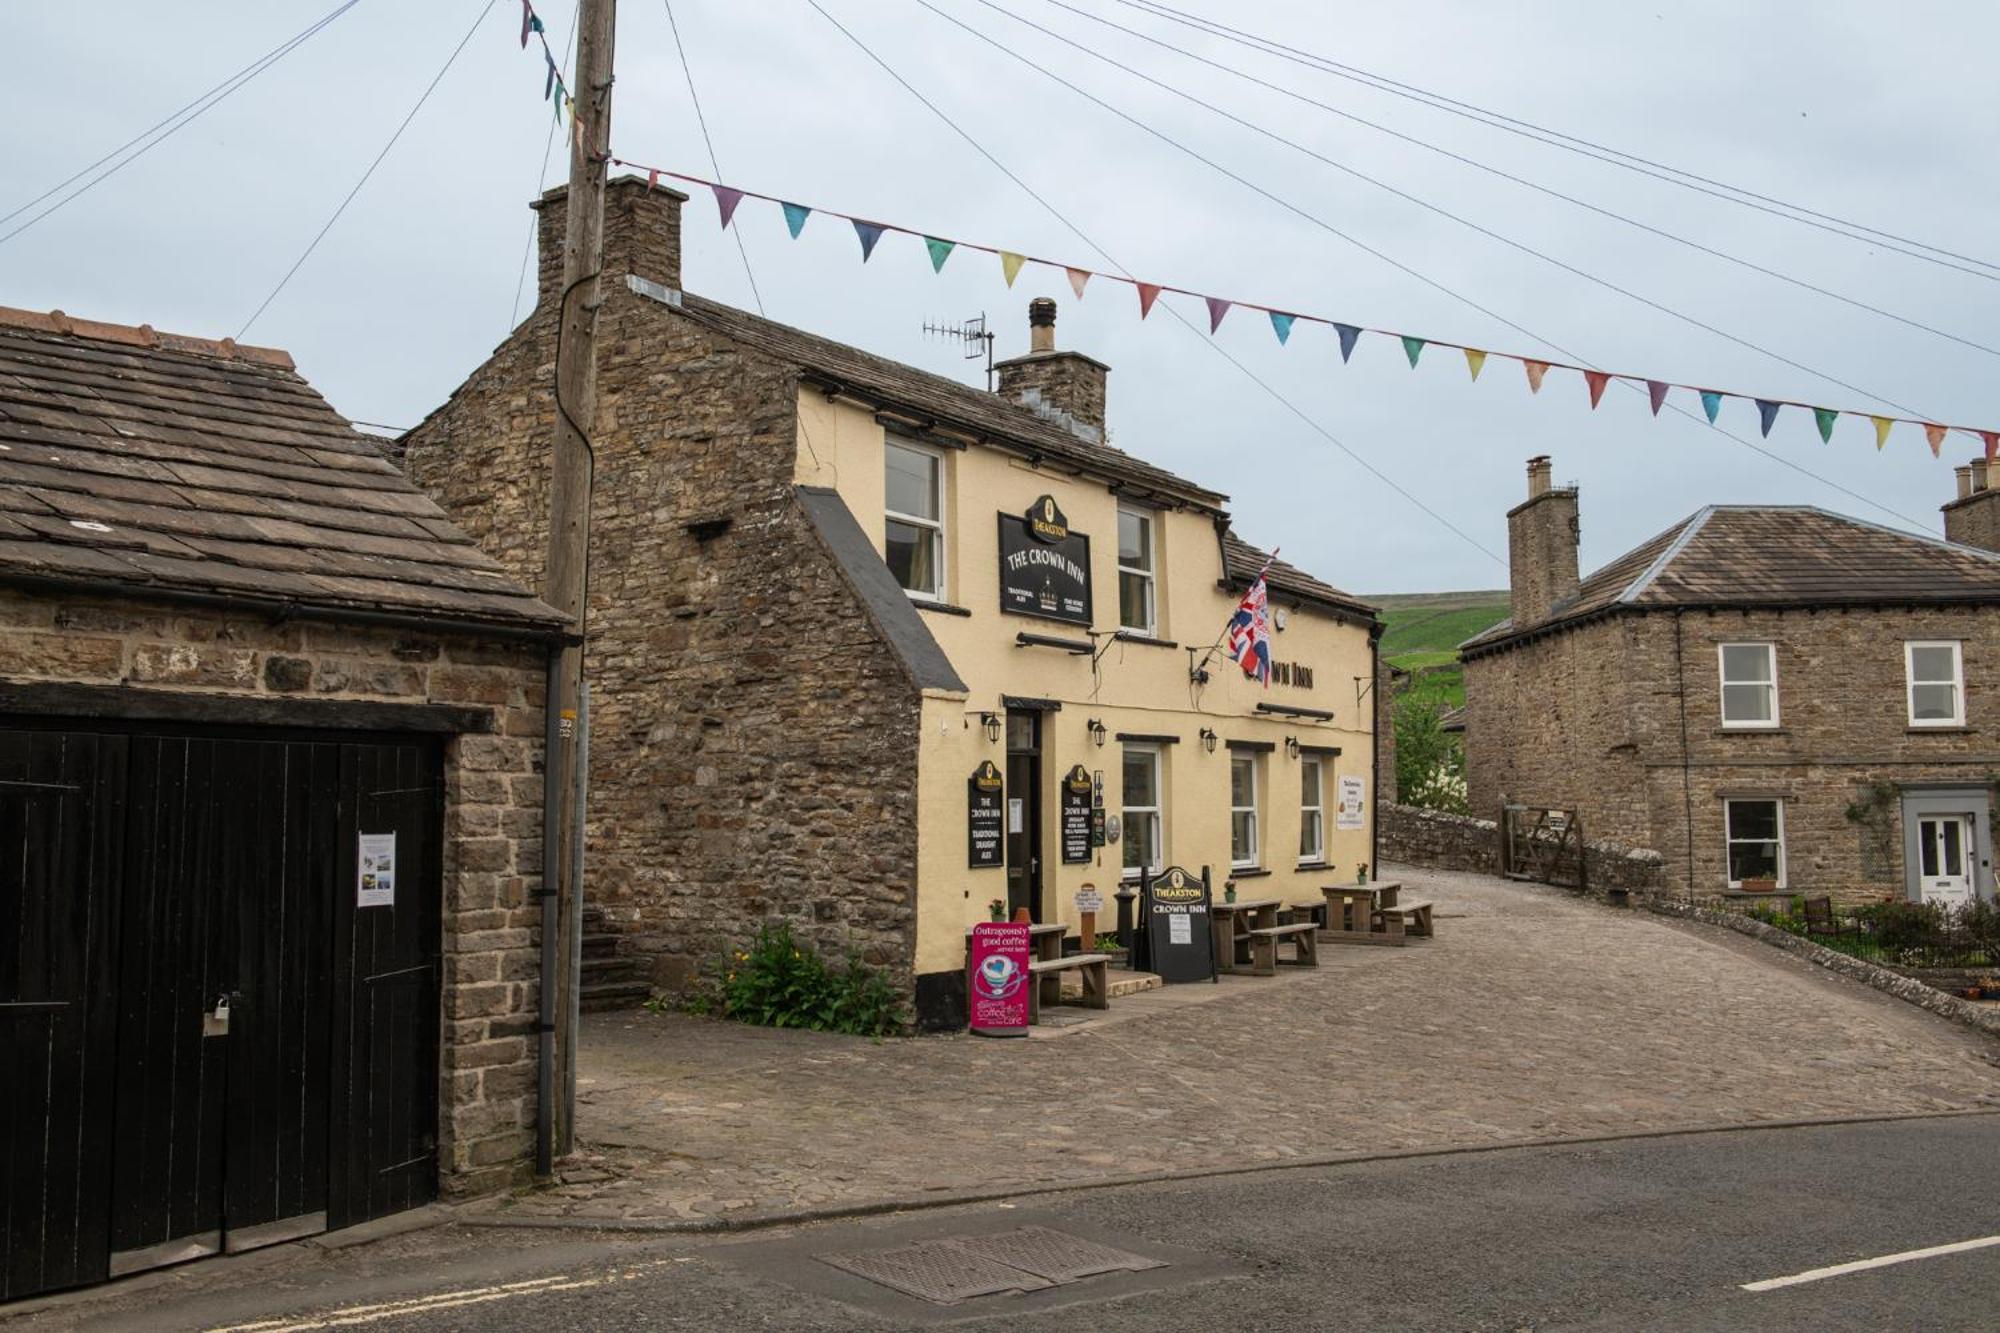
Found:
[1004,713,1041,920]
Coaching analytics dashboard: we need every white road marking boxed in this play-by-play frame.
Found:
[1742,1234,2000,1292]
[206,1261,672,1331]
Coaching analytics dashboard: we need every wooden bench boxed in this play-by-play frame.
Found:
[1377,899,1435,940]
[1246,921,1318,975]
[1028,953,1109,1022]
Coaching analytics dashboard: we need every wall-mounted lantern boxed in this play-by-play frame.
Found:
[1198,727,1218,754]
[1087,718,1107,747]
[1284,736,1301,759]
[981,712,1002,744]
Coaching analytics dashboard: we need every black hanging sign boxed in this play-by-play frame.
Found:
[997,496,1092,626]
[1060,764,1093,864]
[1137,865,1216,984]
[968,760,1004,869]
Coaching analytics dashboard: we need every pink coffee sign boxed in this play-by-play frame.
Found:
[968,922,1031,1036]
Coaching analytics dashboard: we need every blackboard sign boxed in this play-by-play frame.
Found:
[997,497,1091,626]
[1060,764,1092,864]
[968,760,1004,868]
[1137,865,1215,984]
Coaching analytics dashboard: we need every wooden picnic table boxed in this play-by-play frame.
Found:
[1210,896,1283,973]
[1318,880,1406,946]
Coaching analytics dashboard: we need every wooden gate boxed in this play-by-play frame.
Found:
[1500,804,1587,893]
[1,722,442,1302]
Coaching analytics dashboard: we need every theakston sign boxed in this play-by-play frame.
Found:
[997,496,1092,626]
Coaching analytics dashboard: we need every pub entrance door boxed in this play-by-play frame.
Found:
[1004,712,1042,921]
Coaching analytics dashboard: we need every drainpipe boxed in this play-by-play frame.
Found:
[563,682,589,1156]
[1370,624,1382,879]
[536,641,560,1178]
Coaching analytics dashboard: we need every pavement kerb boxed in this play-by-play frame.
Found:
[455,1107,2000,1237]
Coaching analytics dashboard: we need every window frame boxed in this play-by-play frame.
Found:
[1905,640,1965,728]
[1298,754,1325,865]
[1116,505,1158,636]
[1717,641,1780,730]
[1229,751,1261,870]
[1723,798,1787,889]
[883,437,946,602]
[1120,743,1164,880]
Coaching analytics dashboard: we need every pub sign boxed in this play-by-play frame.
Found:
[1136,864,1216,984]
[1060,763,1093,864]
[968,760,1004,868]
[997,496,1092,626]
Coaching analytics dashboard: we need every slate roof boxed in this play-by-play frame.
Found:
[796,486,966,693]
[1463,505,2000,655]
[0,307,561,630]
[1220,531,1378,621]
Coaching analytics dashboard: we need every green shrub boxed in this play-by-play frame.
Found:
[681,923,906,1037]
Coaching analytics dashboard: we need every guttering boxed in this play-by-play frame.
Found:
[536,640,559,1177]
[1255,701,1335,722]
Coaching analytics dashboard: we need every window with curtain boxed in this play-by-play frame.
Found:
[1230,752,1260,868]
[884,439,944,599]
[1298,755,1324,863]
[1718,643,1778,728]
[1121,744,1163,877]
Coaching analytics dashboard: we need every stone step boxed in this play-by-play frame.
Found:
[1058,969,1162,1000]
[579,979,652,1013]
[583,957,649,985]
[581,932,622,960]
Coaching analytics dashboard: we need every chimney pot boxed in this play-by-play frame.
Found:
[1957,464,1975,501]
[1526,454,1552,499]
[1028,296,1057,353]
[1972,458,1990,493]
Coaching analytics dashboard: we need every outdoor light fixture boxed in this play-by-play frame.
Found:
[1087,718,1107,747]
[1199,727,1218,753]
[980,712,1002,743]
[1285,736,1301,759]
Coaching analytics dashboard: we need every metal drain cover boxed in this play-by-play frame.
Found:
[816,1227,1167,1306]
[816,1239,1055,1305]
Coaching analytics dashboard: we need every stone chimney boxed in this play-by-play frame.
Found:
[532,175,688,310]
[1507,455,1580,629]
[1943,455,2000,551]
[994,298,1110,442]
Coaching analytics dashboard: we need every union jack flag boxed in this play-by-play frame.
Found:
[1223,570,1272,687]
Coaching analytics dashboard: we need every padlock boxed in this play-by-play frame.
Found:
[202,993,231,1038]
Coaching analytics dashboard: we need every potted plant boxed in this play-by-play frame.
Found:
[1740,877,1778,894]
[1224,881,1238,903]
[987,898,1006,922]
[1355,862,1370,885]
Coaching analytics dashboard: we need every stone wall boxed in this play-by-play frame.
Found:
[0,587,549,1197]
[1379,801,1666,899]
[404,211,923,997]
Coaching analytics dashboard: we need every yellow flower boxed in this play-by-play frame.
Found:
[727,970,736,981]
[735,951,748,962]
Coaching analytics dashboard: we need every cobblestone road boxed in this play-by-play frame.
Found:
[478,866,2000,1224]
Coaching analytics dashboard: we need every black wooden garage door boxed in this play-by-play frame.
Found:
[1,723,443,1302]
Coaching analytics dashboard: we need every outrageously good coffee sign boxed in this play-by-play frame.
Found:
[967,921,1030,1036]
[1060,763,1093,864]
[967,760,1004,868]
[997,496,1091,626]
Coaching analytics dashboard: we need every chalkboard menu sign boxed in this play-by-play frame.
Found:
[1060,764,1092,864]
[997,497,1092,626]
[967,760,1004,868]
[1136,865,1216,984]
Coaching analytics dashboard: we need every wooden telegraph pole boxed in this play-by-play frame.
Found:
[545,0,616,1159]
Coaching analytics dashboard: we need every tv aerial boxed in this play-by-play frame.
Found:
[923,312,996,390]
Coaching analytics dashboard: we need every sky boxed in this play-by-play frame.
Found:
[8,1,1996,594]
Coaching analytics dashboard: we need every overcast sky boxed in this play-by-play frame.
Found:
[10,1,1996,594]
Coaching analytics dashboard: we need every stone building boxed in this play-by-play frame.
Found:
[0,306,563,1300]
[1462,454,2000,907]
[403,177,1382,1029]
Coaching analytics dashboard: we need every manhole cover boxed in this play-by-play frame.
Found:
[816,1239,1054,1305]
[945,1226,1166,1282]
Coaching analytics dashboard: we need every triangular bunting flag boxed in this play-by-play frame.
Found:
[1333,324,1361,363]
[1523,360,1549,393]
[646,168,659,191]
[1814,407,1837,444]
[1463,348,1486,380]
[923,237,954,273]
[1000,251,1026,287]
[545,51,557,99]
[1924,423,1946,457]
[1205,296,1231,333]
[1647,380,1669,415]
[852,219,885,262]
[1871,416,1892,450]
[521,0,535,47]
[1136,283,1162,319]
[1983,431,1998,464]
[1269,312,1295,345]
[1584,370,1611,408]
[1700,391,1722,424]
[1401,336,1425,368]
[1067,267,1091,299]
[712,185,745,230]
[1756,399,1781,437]
[781,202,811,238]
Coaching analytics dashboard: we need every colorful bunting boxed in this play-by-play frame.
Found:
[1814,407,1838,444]
[1872,416,1893,450]
[1647,380,1669,416]
[1136,283,1162,318]
[852,219,885,262]
[1269,312,1295,345]
[1067,267,1091,299]
[1205,296,1231,333]
[1000,251,1026,287]
[924,236,955,273]
[1584,371,1610,409]
[1756,400,1781,438]
[712,185,745,230]
[1463,348,1486,381]
[544,51,557,99]
[1984,432,1999,464]
[1700,391,1723,424]
[521,0,535,46]
[781,201,811,238]
[1523,360,1549,393]
[1333,323,1361,363]
[1925,423,1947,457]
[1401,336,1426,368]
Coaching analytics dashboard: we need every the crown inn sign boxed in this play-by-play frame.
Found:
[997,495,1092,626]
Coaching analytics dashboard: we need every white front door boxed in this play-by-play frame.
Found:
[1917,815,1975,908]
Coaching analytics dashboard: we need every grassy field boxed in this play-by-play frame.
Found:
[1368,590,1510,709]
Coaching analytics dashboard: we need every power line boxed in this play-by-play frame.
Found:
[924,0,1940,532]
[806,0,1504,566]
[513,7,579,327]
[1113,0,2000,281]
[1036,0,1996,359]
[954,0,1934,422]
[0,1,362,249]
[240,0,500,339]
[663,0,765,315]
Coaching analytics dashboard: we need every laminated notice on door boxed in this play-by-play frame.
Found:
[357,831,397,908]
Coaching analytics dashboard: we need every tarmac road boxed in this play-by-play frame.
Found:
[18,1113,2000,1331]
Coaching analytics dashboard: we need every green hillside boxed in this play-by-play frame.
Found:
[1368,590,1510,710]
